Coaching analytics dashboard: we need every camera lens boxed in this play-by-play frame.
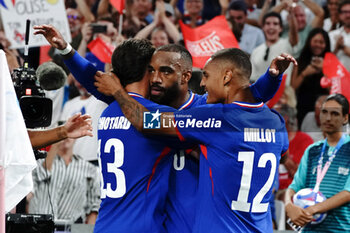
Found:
[21,101,45,120]
[20,96,52,128]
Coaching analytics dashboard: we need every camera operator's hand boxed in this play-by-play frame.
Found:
[29,113,92,150]
[64,113,93,139]
[33,25,67,50]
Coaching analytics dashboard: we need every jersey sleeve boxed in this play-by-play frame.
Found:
[64,51,114,104]
[288,146,310,192]
[250,68,283,103]
[281,128,289,156]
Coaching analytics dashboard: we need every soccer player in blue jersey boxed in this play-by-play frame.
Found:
[146,44,289,233]
[94,48,293,232]
[34,25,293,232]
[34,25,174,233]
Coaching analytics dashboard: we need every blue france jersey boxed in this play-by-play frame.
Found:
[94,93,175,233]
[165,68,282,233]
[175,102,288,233]
[164,92,206,233]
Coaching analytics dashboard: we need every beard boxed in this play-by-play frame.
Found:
[150,82,181,106]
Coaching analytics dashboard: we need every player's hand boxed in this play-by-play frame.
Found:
[285,203,313,227]
[33,24,67,50]
[94,71,123,96]
[64,113,93,139]
[269,53,297,77]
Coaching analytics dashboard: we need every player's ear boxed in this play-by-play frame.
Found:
[223,69,232,86]
[181,71,192,84]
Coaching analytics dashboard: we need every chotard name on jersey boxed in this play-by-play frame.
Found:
[99,117,131,130]
[244,128,276,143]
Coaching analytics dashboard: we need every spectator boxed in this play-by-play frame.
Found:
[301,95,328,142]
[182,0,206,28]
[273,0,325,57]
[135,1,180,46]
[276,104,314,201]
[324,0,342,32]
[66,8,85,49]
[329,0,350,70]
[272,86,297,111]
[250,12,298,83]
[285,93,350,231]
[130,0,154,25]
[77,18,119,71]
[228,0,265,55]
[60,79,107,165]
[74,0,96,22]
[244,0,263,26]
[28,137,101,223]
[291,28,330,127]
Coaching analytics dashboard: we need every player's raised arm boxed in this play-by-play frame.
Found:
[250,53,298,102]
[94,71,178,136]
[269,53,297,76]
[33,24,68,50]
[33,24,114,104]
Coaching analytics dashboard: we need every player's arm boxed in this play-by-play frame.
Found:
[250,53,297,102]
[94,71,178,136]
[33,24,114,104]
[28,113,93,149]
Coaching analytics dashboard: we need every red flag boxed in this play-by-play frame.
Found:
[322,52,350,103]
[180,15,239,68]
[110,0,125,13]
[87,37,115,64]
[267,74,287,108]
[39,45,51,65]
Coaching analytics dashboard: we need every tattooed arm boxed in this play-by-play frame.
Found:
[94,71,177,136]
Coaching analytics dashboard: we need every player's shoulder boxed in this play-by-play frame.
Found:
[192,93,207,107]
[269,108,286,125]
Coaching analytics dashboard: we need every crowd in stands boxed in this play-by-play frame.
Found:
[1,0,350,230]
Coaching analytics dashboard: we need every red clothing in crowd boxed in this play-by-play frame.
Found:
[279,131,314,190]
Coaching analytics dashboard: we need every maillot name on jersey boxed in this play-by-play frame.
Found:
[98,116,131,130]
[244,128,276,143]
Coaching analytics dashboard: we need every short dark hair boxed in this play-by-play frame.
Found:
[111,39,155,86]
[339,0,350,12]
[156,44,193,69]
[325,93,350,116]
[262,12,283,28]
[210,48,252,80]
[228,0,247,14]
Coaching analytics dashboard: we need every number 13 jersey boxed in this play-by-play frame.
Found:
[94,94,174,233]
